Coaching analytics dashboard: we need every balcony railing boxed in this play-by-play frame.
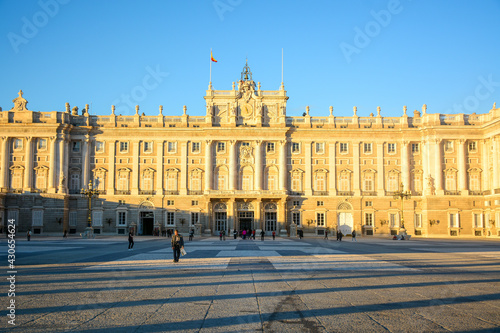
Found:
[139,190,155,195]
[469,191,483,196]
[312,191,329,196]
[187,190,203,195]
[361,191,377,196]
[115,190,131,195]
[445,191,461,195]
[338,191,353,196]
[289,191,305,196]
[164,190,179,195]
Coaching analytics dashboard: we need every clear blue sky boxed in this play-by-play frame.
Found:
[1,0,499,117]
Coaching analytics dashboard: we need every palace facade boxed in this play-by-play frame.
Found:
[1,63,500,238]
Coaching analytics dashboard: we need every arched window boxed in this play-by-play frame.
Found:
[240,166,254,191]
[265,166,278,191]
[339,170,351,192]
[214,166,228,191]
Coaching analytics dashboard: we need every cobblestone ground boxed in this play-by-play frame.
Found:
[1,236,500,332]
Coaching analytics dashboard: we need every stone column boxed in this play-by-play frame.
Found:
[353,141,360,195]
[482,139,489,192]
[458,139,468,194]
[24,136,33,191]
[434,139,443,194]
[0,137,9,189]
[229,140,237,191]
[492,137,499,190]
[58,137,68,193]
[180,141,187,195]
[255,140,262,191]
[279,140,287,191]
[107,140,115,195]
[255,199,262,232]
[377,143,385,195]
[401,141,410,191]
[82,137,90,187]
[279,199,287,236]
[131,141,139,195]
[422,139,429,194]
[328,142,336,195]
[205,140,213,192]
[156,141,163,194]
[48,136,57,193]
[305,141,312,195]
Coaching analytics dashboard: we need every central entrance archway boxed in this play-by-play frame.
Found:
[237,202,254,232]
[337,201,353,236]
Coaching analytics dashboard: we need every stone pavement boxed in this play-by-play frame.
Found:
[1,236,500,332]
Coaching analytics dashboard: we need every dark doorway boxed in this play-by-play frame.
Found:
[239,218,252,231]
[141,211,154,235]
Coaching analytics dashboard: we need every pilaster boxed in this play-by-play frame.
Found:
[229,140,237,191]
[205,140,213,192]
[434,139,444,195]
[131,141,139,195]
[156,141,163,194]
[48,136,57,193]
[107,140,115,195]
[180,141,188,195]
[0,137,9,190]
[328,142,336,195]
[23,136,33,191]
[279,140,287,191]
[305,141,312,196]
[458,139,468,195]
[377,142,385,195]
[255,140,262,191]
[353,141,360,196]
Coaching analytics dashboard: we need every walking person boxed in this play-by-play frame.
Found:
[339,231,343,242]
[171,230,184,263]
[222,229,226,241]
[260,230,265,241]
[252,229,256,240]
[189,229,194,241]
[27,230,31,241]
[272,230,276,240]
[324,229,328,240]
[128,230,134,250]
[242,229,247,240]
[336,230,340,241]
[352,230,357,242]
[233,229,238,239]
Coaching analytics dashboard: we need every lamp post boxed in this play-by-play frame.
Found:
[393,182,411,232]
[81,180,99,238]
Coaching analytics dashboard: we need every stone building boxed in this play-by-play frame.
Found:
[1,63,500,238]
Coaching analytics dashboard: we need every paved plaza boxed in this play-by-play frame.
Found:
[1,236,500,332]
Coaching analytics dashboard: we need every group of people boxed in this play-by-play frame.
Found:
[334,229,356,242]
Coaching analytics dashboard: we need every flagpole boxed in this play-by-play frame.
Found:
[280,48,284,90]
[209,48,212,88]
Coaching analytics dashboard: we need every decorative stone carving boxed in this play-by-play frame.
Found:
[237,202,254,211]
[10,90,29,111]
[240,145,253,164]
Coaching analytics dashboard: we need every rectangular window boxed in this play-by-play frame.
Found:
[241,142,250,147]
[144,141,152,153]
[92,211,103,227]
[315,173,325,191]
[192,142,200,153]
[449,213,459,228]
[340,143,348,153]
[292,211,301,226]
[445,141,454,152]
[118,212,127,226]
[69,211,77,227]
[95,141,104,152]
[267,142,275,153]
[469,173,480,192]
[473,213,482,228]
[316,212,325,226]
[167,200,174,206]
[118,174,128,191]
[191,200,198,206]
[292,200,300,207]
[217,175,226,190]
[32,210,43,226]
[411,143,420,153]
[191,212,199,225]
[14,139,23,150]
[496,212,500,229]
[166,212,175,226]
[72,141,81,152]
[414,213,422,228]
[363,173,374,191]
[316,142,324,154]
[38,139,47,150]
[468,141,477,152]
[365,201,372,207]
[389,213,399,227]
[363,143,372,154]
[119,142,128,152]
[215,212,227,231]
[168,142,177,153]
[317,201,324,206]
[387,143,396,154]
[292,142,300,153]
[365,213,373,226]
[217,142,225,153]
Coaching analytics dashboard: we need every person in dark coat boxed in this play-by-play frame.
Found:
[233,229,238,239]
[351,230,357,242]
[272,231,276,240]
[260,230,265,241]
[128,231,134,250]
[339,231,343,242]
[171,230,184,263]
